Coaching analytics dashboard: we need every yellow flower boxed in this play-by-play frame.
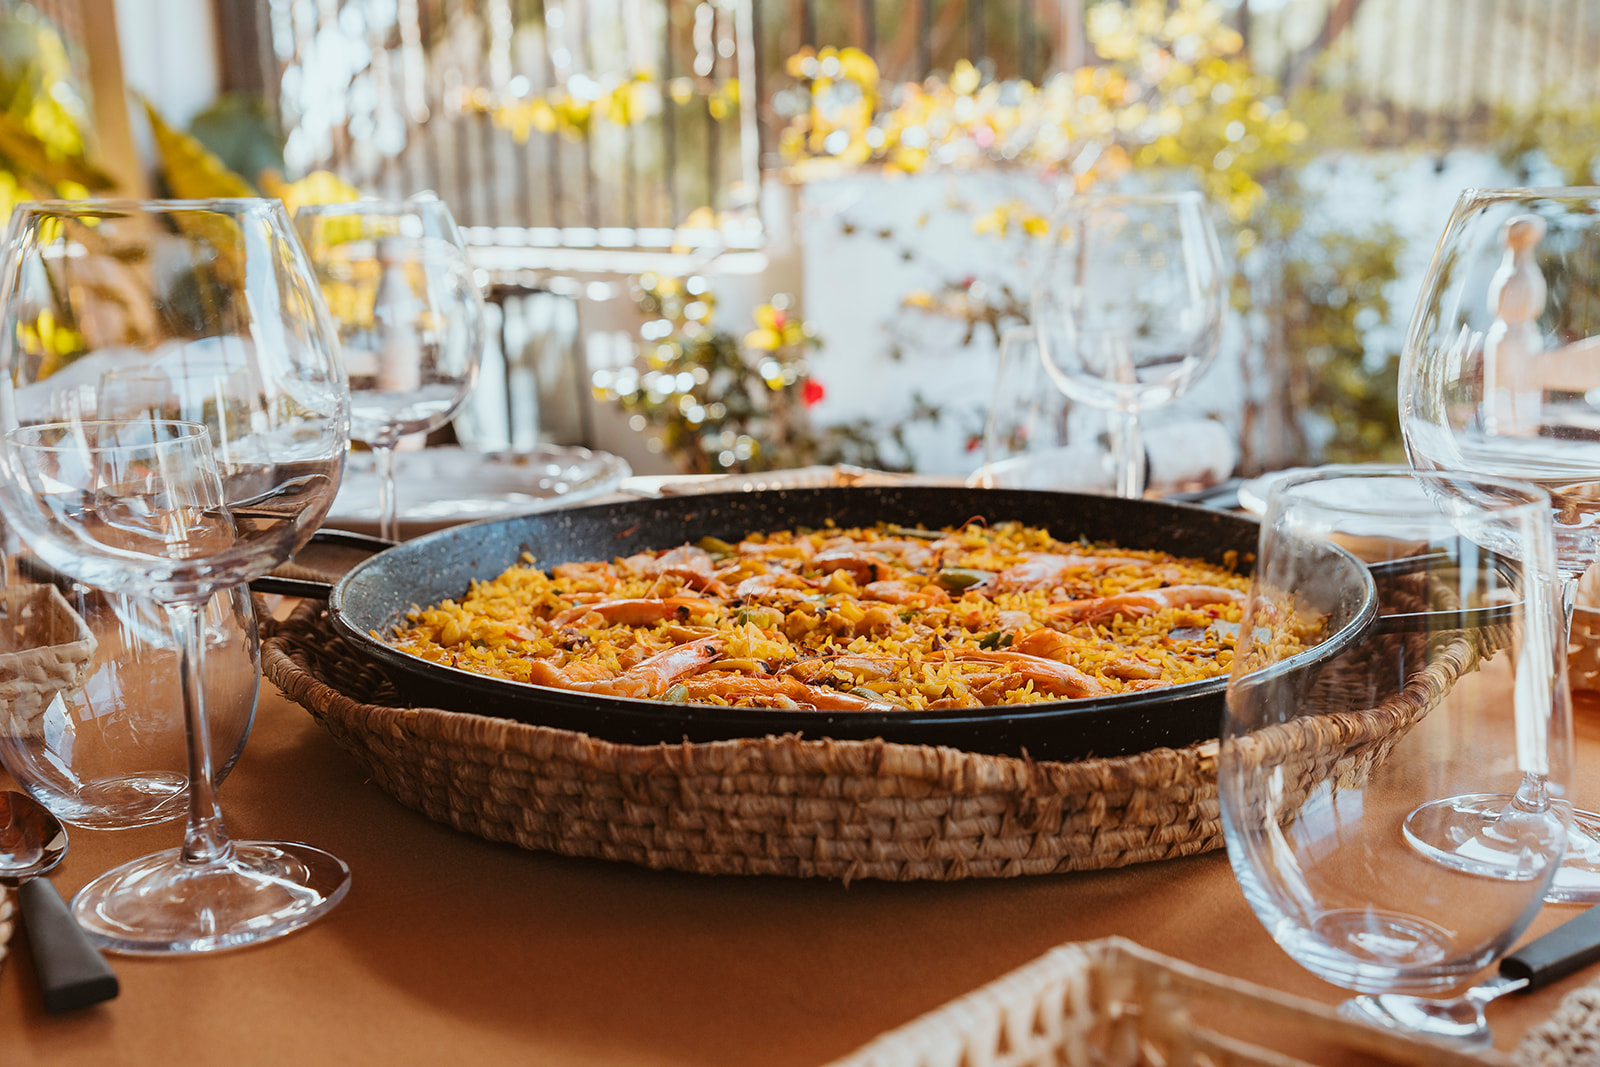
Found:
[950,60,982,97]
[276,170,360,215]
[744,327,781,351]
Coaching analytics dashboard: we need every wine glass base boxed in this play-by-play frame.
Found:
[1544,810,1600,904]
[1402,792,1576,892]
[1287,908,1464,992]
[35,772,188,830]
[70,840,351,956]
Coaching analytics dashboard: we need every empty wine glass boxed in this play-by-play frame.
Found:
[294,199,483,541]
[1400,187,1600,902]
[968,326,1097,490]
[0,199,351,954]
[1032,191,1225,499]
[1221,468,1571,994]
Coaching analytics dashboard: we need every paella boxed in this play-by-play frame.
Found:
[386,520,1295,712]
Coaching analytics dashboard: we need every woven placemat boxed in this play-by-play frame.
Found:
[263,591,1474,881]
[0,888,13,980]
[1515,976,1600,1066]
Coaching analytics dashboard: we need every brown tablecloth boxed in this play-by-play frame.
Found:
[6,685,1600,1064]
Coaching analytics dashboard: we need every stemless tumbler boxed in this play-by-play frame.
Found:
[1221,468,1571,994]
[0,575,257,830]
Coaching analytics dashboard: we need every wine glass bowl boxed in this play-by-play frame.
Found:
[2,421,243,599]
[0,199,351,954]
[1031,191,1225,498]
[1221,468,1572,993]
[1401,186,1600,901]
[294,199,483,541]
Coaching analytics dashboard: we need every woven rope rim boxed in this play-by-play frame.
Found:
[263,600,1473,881]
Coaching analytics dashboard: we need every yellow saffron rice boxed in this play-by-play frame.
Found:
[386,521,1299,712]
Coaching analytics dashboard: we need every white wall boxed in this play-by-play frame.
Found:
[113,0,220,158]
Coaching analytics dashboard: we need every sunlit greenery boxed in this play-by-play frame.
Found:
[777,0,1402,469]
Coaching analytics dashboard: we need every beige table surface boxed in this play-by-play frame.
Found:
[5,676,1600,1066]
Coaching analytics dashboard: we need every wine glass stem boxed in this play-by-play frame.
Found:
[1563,574,1581,644]
[169,597,234,867]
[374,442,400,543]
[1108,409,1145,499]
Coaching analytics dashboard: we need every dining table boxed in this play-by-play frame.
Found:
[6,491,1600,1066]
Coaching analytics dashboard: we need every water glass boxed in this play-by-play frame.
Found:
[0,576,257,830]
[1221,468,1571,993]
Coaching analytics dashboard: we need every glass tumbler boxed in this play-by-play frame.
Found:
[1221,467,1572,994]
[0,564,257,830]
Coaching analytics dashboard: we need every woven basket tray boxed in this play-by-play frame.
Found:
[827,936,1506,1067]
[263,591,1474,881]
[0,583,97,740]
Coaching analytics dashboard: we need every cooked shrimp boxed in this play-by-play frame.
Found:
[993,552,1161,592]
[1104,658,1163,680]
[947,649,1109,698]
[526,636,724,698]
[811,550,888,584]
[623,636,726,692]
[736,540,815,561]
[735,573,818,602]
[1011,628,1073,660]
[555,596,717,627]
[1044,584,1245,625]
[550,561,620,591]
[655,545,730,594]
[782,655,901,684]
[995,610,1035,633]
[859,539,935,568]
[825,603,898,639]
[679,674,897,711]
[862,580,949,606]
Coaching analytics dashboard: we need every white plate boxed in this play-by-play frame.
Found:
[327,445,631,526]
[1235,464,1405,517]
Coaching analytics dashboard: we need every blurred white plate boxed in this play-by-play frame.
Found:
[328,445,631,526]
[1236,464,1403,516]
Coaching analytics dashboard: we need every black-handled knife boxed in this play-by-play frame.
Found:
[17,878,118,1012]
[1501,902,1600,989]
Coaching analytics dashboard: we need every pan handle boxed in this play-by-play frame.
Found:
[300,528,397,553]
[249,528,398,600]
[249,575,337,599]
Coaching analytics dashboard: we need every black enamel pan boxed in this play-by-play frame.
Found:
[309,486,1374,761]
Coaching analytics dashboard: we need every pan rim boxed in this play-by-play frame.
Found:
[321,486,1371,742]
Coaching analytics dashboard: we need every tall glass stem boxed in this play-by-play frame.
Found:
[169,598,232,867]
[373,442,400,543]
[1562,574,1581,643]
[1108,409,1145,499]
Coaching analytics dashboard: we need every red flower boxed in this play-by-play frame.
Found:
[802,379,826,407]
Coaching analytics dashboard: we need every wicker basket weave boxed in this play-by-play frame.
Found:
[827,936,1505,1067]
[263,593,1477,881]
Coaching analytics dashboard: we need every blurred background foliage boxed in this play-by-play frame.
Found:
[5,0,1600,474]
[0,4,109,217]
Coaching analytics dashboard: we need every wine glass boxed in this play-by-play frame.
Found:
[1221,467,1571,995]
[1400,186,1600,902]
[1031,191,1226,499]
[968,326,1100,490]
[0,199,351,954]
[294,199,483,542]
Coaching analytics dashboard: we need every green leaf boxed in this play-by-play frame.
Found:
[143,99,256,199]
